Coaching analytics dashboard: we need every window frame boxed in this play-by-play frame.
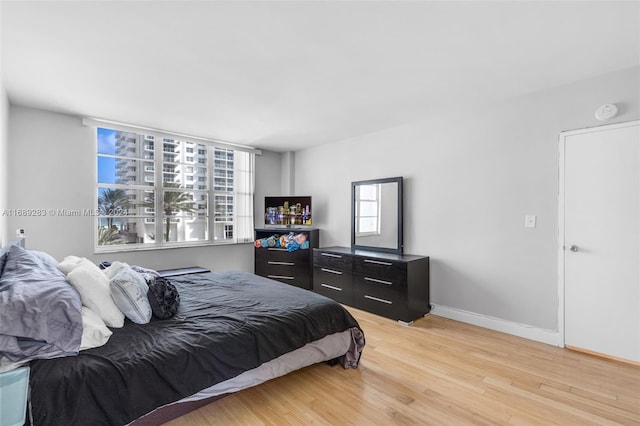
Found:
[355,183,381,237]
[91,121,258,253]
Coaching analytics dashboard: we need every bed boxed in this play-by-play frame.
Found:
[0,242,364,426]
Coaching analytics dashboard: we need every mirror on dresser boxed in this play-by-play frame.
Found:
[351,176,403,254]
[314,175,430,325]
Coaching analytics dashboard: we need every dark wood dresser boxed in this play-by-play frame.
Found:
[254,228,319,290]
[313,246,430,324]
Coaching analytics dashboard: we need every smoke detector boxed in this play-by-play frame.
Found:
[595,104,618,121]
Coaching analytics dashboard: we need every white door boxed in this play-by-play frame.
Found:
[561,121,640,363]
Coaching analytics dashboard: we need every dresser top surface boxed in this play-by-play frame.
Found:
[316,246,428,261]
[256,227,319,232]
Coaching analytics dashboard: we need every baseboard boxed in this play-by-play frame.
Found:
[430,304,561,347]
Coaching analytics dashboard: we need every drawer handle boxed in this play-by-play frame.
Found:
[268,261,295,266]
[267,248,288,252]
[364,295,392,304]
[364,259,393,266]
[321,283,343,292]
[364,277,392,286]
[267,275,294,280]
[321,253,343,258]
[321,268,342,275]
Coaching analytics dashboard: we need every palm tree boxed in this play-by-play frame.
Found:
[162,189,196,242]
[98,188,130,229]
[141,184,196,242]
[98,226,126,245]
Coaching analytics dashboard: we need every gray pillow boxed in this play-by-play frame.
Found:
[30,250,59,269]
[0,238,26,276]
[0,245,83,362]
[0,249,8,276]
[110,268,152,324]
[131,265,160,277]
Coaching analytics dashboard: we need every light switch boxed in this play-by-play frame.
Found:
[525,215,536,228]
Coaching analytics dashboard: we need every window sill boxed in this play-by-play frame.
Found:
[94,240,253,254]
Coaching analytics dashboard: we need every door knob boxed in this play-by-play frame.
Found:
[569,245,579,252]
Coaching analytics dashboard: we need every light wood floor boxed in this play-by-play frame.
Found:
[165,307,640,425]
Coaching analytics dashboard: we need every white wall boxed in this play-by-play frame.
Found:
[0,81,8,246]
[294,66,640,341]
[0,1,6,246]
[280,151,295,196]
[254,149,282,226]
[6,106,278,272]
[6,67,638,343]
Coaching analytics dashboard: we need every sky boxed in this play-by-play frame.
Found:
[97,127,118,184]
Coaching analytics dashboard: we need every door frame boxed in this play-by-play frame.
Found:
[557,120,639,348]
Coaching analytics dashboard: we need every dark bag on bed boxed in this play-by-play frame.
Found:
[147,276,180,319]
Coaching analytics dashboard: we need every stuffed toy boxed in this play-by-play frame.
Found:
[293,233,307,245]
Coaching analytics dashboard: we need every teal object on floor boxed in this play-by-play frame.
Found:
[0,366,29,426]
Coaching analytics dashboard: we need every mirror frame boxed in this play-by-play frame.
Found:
[351,176,403,254]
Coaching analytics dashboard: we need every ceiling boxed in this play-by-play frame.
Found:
[1,1,639,152]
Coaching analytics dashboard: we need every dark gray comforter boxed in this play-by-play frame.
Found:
[28,271,364,426]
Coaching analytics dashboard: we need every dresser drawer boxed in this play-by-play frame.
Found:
[353,256,407,281]
[353,274,406,320]
[313,266,353,305]
[353,274,405,303]
[256,260,303,277]
[256,247,309,264]
[314,266,352,291]
[313,250,353,270]
[272,275,311,289]
[255,253,311,290]
[352,289,404,321]
[353,271,407,293]
[261,270,311,289]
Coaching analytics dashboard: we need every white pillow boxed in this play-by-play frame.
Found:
[67,261,124,328]
[110,268,152,324]
[103,261,130,280]
[80,307,112,350]
[57,255,82,275]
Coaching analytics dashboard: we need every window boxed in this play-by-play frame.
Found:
[355,184,381,236]
[96,126,255,250]
[224,224,234,239]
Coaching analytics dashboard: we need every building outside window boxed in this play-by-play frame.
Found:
[96,126,254,249]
